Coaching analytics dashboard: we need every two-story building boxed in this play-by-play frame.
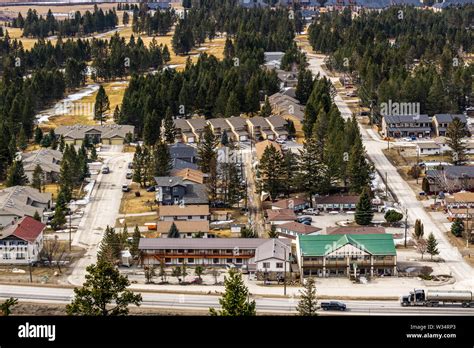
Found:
[271,198,309,212]
[186,118,208,142]
[55,124,134,146]
[208,118,233,141]
[314,195,359,212]
[425,166,474,193]
[174,119,196,143]
[432,114,468,137]
[266,115,288,140]
[275,221,321,239]
[247,116,275,140]
[381,114,431,138]
[0,216,45,264]
[226,116,249,142]
[296,234,397,278]
[169,143,198,170]
[154,177,209,205]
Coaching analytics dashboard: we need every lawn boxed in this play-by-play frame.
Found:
[115,215,157,229]
[119,183,157,215]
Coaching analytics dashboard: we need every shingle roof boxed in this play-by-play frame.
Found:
[417,143,440,149]
[186,118,207,131]
[208,118,232,130]
[139,238,269,250]
[55,124,134,140]
[22,149,63,174]
[255,140,282,161]
[433,114,467,124]
[247,116,271,128]
[0,186,51,219]
[0,216,46,243]
[170,168,204,184]
[226,116,247,129]
[154,176,187,187]
[254,238,291,262]
[266,209,296,221]
[299,234,396,256]
[171,158,198,170]
[266,115,288,129]
[314,195,359,205]
[159,204,209,217]
[169,143,197,160]
[156,220,210,234]
[174,119,192,131]
[384,114,430,124]
[427,166,474,180]
[278,221,321,234]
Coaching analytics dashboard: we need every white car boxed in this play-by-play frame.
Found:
[302,208,320,216]
[275,138,286,144]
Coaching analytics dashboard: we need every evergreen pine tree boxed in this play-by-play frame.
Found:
[355,188,373,225]
[197,125,218,174]
[260,97,272,117]
[5,160,29,187]
[296,278,318,316]
[209,269,256,316]
[426,233,439,260]
[167,222,180,238]
[33,210,41,221]
[153,142,172,177]
[451,218,464,237]
[31,164,43,192]
[163,107,176,144]
[414,219,424,240]
[446,117,467,165]
[94,85,110,125]
[34,127,43,145]
[130,225,141,257]
[18,127,28,151]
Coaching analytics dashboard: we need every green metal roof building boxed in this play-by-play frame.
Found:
[296,234,397,279]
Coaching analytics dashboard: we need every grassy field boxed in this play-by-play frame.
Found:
[119,183,157,215]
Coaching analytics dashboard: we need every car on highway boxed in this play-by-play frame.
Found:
[320,301,347,311]
[101,166,110,174]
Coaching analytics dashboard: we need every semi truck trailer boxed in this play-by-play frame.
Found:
[401,289,474,307]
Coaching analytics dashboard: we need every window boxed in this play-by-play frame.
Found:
[187,258,194,263]
[236,258,242,264]
[200,215,205,219]
[178,258,184,264]
[276,262,283,269]
[165,258,171,263]
[15,253,25,260]
[226,258,233,264]
[213,258,219,264]
[262,262,270,269]
[188,216,192,220]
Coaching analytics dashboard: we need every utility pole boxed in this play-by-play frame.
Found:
[385,172,388,198]
[69,213,72,251]
[284,247,287,296]
[404,207,408,248]
[416,151,420,184]
[27,247,32,283]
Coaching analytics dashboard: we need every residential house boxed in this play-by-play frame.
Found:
[158,205,210,222]
[239,0,269,8]
[0,186,52,227]
[174,119,196,143]
[265,209,297,225]
[381,114,431,138]
[246,116,275,140]
[296,234,397,278]
[169,143,198,170]
[314,195,359,212]
[22,149,63,183]
[425,166,474,193]
[187,118,208,142]
[264,52,285,64]
[55,124,134,146]
[276,69,298,88]
[268,92,305,137]
[147,0,171,10]
[271,198,308,212]
[0,216,45,264]
[254,238,292,280]
[154,176,209,205]
[276,222,321,239]
[444,192,474,220]
[156,221,211,238]
[432,114,467,137]
[266,115,288,140]
[416,143,441,156]
[225,117,249,142]
[139,238,271,266]
[208,118,234,141]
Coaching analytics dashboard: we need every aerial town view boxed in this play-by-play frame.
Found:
[0,0,473,345]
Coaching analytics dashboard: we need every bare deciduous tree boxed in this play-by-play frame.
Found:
[40,236,67,273]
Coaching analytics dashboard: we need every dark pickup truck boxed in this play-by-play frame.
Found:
[320,301,347,311]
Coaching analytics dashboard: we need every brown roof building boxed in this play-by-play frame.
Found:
[326,226,386,235]
[266,209,296,224]
[255,140,282,161]
[276,222,321,239]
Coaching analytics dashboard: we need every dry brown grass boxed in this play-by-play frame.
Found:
[43,183,60,197]
[115,215,157,228]
[119,183,157,215]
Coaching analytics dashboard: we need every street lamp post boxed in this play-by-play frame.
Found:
[69,213,72,252]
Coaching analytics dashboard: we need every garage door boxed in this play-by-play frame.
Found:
[111,138,123,145]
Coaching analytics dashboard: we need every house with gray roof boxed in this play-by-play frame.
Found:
[432,114,468,137]
[22,149,63,184]
[425,166,474,193]
[173,119,195,143]
[186,118,208,141]
[154,176,208,205]
[207,118,233,140]
[0,186,52,227]
[225,117,249,142]
[55,124,135,146]
[169,143,197,170]
[266,115,288,140]
[247,116,275,140]
[381,114,431,138]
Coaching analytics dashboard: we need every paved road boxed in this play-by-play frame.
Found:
[67,146,133,286]
[304,50,474,289]
[1,284,473,315]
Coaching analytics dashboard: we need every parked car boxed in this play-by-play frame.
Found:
[126,172,133,179]
[275,138,286,144]
[128,162,133,169]
[101,166,110,174]
[296,216,312,224]
[418,191,426,196]
[302,208,319,216]
[146,186,156,192]
[301,220,312,226]
[320,301,347,311]
[122,184,130,192]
